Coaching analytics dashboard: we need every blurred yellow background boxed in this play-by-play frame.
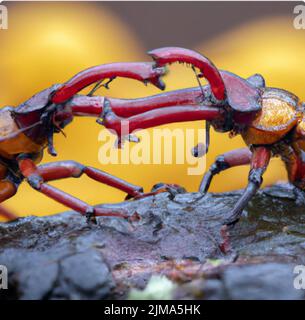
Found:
[0,2,304,219]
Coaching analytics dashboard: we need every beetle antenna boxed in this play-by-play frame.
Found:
[205,121,210,154]
[191,122,210,158]
[192,65,205,99]
[192,65,211,156]
[0,120,43,144]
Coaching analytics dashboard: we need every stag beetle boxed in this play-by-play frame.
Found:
[99,47,305,225]
[0,61,175,222]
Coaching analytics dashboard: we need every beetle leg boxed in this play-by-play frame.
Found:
[0,206,17,221]
[0,179,19,221]
[18,158,133,222]
[199,148,252,194]
[224,146,271,226]
[150,183,186,198]
[278,145,305,205]
[36,160,144,199]
[51,62,167,104]
[127,183,186,201]
[148,47,226,102]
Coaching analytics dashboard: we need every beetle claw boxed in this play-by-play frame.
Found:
[223,215,241,227]
[150,182,187,199]
[127,134,140,143]
[148,47,226,102]
[86,209,98,225]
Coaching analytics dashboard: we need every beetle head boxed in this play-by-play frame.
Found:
[14,84,75,156]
